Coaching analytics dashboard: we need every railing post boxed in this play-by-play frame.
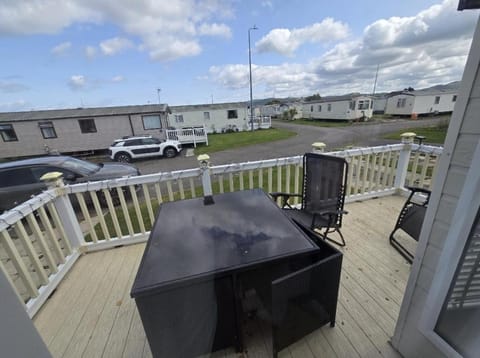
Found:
[40,172,85,249]
[312,142,326,154]
[198,154,214,205]
[394,132,416,190]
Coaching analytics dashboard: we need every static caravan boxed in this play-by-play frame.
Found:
[169,102,251,133]
[0,105,169,159]
[303,95,373,121]
[385,90,458,116]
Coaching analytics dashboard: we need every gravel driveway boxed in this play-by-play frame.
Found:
[132,116,448,175]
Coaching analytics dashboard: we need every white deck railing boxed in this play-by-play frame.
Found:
[166,125,208,147]
[250,115,272,129]
[0,142,442,317]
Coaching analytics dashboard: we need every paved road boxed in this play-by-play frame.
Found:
[132,116,448,175]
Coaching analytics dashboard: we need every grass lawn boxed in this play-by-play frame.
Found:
[383,125,448,144]
[194,128,296,155]
[285,119,352,128]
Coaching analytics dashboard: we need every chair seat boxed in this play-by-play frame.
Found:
[282,209,329,230]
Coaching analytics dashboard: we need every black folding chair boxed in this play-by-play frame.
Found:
[271,153,348,246]
[389,186,431,263]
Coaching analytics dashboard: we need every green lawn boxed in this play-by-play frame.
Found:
[285,119,352,128]
[383,125,448,144]
[194,128,296,154]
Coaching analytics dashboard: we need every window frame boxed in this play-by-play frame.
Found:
[0,123,18,142]
[142,115,162,130]
[434,96,441,104]
[327,104,332,112]
[419,144,480,358]
[38,121,57,139]
[452,95,457,102]
[78,118,97,134]
[174,114,184,123]
[203,112,210,120]
[227,110,238,119]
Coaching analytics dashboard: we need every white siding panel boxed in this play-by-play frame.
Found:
[459,97,480,134]
[442,166,467,196]
[451,133,480,166]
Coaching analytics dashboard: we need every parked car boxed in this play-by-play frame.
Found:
[109,135,182,162]
[0,156,140,213]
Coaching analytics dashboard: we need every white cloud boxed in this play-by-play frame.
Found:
[99,37,133,55]
[261,1,273,9]
[111,75,124,82]
[0,0,234,61]
[256,18,350,56]
[85,45,97,59]
[198,23,232,38]
[210,0,476,98]
[51,41,72,55]
[68,75,87,90]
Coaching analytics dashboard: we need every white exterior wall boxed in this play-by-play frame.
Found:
[0,112,168,159]
[386,93,457,116]
[170,105,249,133]
[303,96,373,121]
[385,95,416,115]
[412,93,458,114]
[392,18,480,358]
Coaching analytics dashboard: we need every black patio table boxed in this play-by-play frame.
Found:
[131,188,342,357]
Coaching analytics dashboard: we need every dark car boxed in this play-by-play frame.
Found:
[0,156,140,213]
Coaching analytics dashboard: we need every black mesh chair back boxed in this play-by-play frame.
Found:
[389,186,431,263]
[271,153,348,246]
[302,153,348,230]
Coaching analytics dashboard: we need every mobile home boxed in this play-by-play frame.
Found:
[0,105,169,159]
[385,90,458,116]
[303,95,373,121]
[169,102,251,133]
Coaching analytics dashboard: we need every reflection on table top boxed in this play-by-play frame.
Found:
[131,189,317,297]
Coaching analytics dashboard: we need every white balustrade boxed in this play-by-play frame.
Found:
[0,142,443,317]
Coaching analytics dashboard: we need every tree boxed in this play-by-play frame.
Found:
[305,93,322,101]
[281,108,298,121]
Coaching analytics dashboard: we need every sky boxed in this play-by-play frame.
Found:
[0,0,478,112]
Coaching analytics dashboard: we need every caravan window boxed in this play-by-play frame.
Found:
[203,112,210,120]
[227,110,238,119]
[174,115,184,123]
[0,124,18,142]
[349,101,356,110]
[396,98,406,108]
[39,121,57,139]
[358,100,369,110]
[327,104,332,111]
[143,115,162,129]
[78,118,97,133]
[434,96,440,104]
[318,105,322,112]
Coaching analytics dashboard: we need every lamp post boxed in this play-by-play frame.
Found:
[248,25,258,131]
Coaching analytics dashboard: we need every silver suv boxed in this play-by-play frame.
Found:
[0,156,140,213]
[109,135,182,162]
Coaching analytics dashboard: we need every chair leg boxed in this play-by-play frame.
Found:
[322,227,346,247]
[389,231,414,263]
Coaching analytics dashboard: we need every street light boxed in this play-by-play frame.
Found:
[248,25,258,131]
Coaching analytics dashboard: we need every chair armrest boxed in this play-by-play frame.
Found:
[270,192,302,208]
[406,186,431,195]
[406,186,431,205]
[311,210,348,227]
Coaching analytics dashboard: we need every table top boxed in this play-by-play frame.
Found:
[131,189,318,297]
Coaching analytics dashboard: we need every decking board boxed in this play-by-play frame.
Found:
[34,195,410,357]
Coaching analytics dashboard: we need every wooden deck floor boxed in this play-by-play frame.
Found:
[33,194,414,358]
